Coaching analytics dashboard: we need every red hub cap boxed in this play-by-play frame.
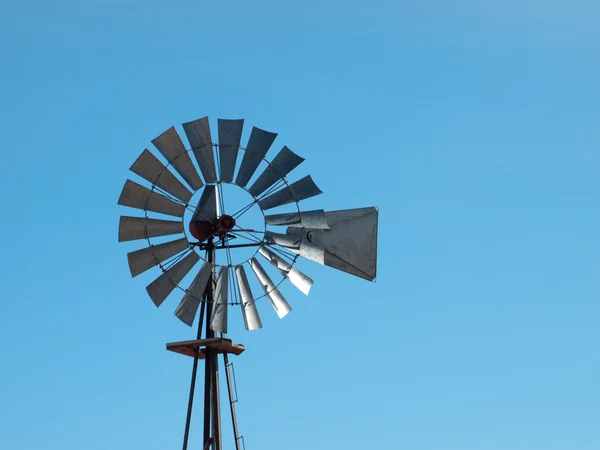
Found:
[189,214,236,242]
[217,214,236,235]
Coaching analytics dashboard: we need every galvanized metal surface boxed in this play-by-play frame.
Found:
[288,228,325,265]
[299,241,326,265]
[258,245,313,295]
[235,265,262,331]
[258,175,323,210]
[129,149,193,202]
[192,185,219,222]
[265,209,329,229]
[247,146,304,197]
[127,237,190,277]
[146,251,200,306]
[289,207,378,281]
[118,216,184,242]
[152,126,204,190]
[264,231,301,249]
[249,258,292,319]
[210,267,229,333]
[323,207,377,226]
[175,261,212,326]
[217,119,244,183]
[234,127,277,187]
[182,117,218,184]
[118,179,186,217]
[318,207,378,280]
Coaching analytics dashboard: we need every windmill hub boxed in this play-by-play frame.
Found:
[217,214,236,233]
[188,213,236,241]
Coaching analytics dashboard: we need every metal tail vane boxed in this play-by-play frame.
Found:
[117,116,378,449]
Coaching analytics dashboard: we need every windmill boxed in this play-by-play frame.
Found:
[117,116,378,449]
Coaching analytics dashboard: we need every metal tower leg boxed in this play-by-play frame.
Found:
[182,299,206,450]
[203,351,212,448]
[204,238,216,449]
[224,353,242,450]
[211,351,222,450]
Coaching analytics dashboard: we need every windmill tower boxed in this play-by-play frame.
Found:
[117,116,378,449]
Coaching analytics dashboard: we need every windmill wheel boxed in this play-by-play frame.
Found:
[117,116,378,333]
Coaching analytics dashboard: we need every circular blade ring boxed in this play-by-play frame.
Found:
[118,116,329,314]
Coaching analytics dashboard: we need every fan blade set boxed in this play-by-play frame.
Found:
[117,117,348,331]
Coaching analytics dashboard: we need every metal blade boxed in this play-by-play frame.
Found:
[118,179,185,217]
[192,185,219,222]
[265,209,329,229]
[280,228,324,265]
[129,149,193,203]
[210,267,229,333]
[118,216,183,242]
[127,237,189,278]
[235,127,277,187]
[264,231,300,249]
[249,258,292,319]
[182,117,217,183]
[152,126,203,190]
[146,251,200,307]
[248,146,304,197]
[258,176,323,210]
[258,246,313,295]
[265,229,324,265]
[235,265,262,331]
[174,261,212,326]
[218,119,244,183]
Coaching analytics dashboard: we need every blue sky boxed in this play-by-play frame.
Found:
[1,1,599,449]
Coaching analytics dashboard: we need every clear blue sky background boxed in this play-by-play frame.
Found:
[1,1,599,449]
